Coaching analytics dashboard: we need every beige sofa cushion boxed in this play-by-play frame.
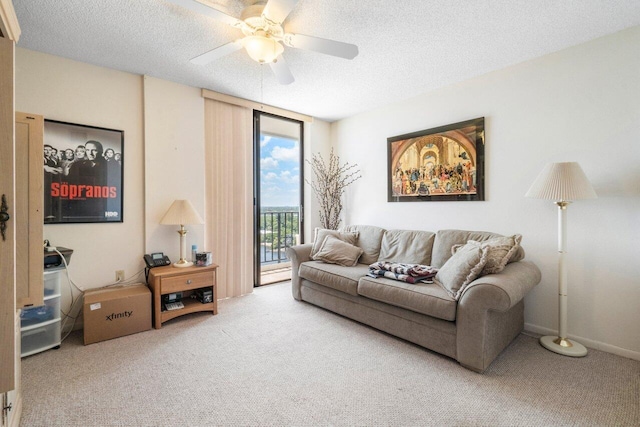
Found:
[358,276,457,321]
[310,228,358,259]
[378,229,436,265]
[435,242,489,300]
[299,261,370,296]
[342,225,386,265]
[313,235,364,267]
[432,229,525,268]
[453,235,522,276]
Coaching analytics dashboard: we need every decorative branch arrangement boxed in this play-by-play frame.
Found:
[306,149,362,230]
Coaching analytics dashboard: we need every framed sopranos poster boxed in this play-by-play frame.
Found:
[43,120,124,223]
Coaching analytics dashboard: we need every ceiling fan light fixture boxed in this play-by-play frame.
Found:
[243,33,283,63]
[168,0,359,85]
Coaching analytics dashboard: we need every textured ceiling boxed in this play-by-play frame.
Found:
[13,0,640,122]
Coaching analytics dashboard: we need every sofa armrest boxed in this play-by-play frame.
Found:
[456,261,541,372]
[285,244,313,300]
[459,260,542,312]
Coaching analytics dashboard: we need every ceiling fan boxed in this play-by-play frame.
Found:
[166,0,359,85]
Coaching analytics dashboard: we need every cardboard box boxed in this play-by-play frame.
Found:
[83,283,151,345]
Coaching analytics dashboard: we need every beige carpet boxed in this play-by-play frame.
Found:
[20,282,639,426]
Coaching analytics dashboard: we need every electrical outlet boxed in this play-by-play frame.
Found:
[116,270,125,282]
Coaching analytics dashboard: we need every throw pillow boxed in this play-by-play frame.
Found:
[451,234,522,276]
[310,228,359,258]
[313,235,364,267]
[435,242,489,300]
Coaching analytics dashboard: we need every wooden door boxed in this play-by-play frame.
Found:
[1,4,23,423]
[15,113,43,309]
[0,34,16,396]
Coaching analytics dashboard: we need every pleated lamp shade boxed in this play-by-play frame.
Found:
[160,199,204,225]
[525,162,597,201]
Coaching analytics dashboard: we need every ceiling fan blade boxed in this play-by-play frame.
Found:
[269,55,295,85]
[166,0,243,28]
[284,33,358,60]
[190,40,243,65]
[262,0,299,24]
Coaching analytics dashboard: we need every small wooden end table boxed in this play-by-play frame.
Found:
[147,263,218,329]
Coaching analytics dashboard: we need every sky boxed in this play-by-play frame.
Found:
[260,134,300,208]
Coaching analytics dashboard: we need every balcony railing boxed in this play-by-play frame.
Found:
[259,210,300,266]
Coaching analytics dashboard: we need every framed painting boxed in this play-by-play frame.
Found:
[387,117,485,202]
[43,120,124,223]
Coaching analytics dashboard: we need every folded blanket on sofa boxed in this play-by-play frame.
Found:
[367,269,434,284]
[369,261,438,277]
[368,262,438,284]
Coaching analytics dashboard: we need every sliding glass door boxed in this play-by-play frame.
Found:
[253,112,304,286]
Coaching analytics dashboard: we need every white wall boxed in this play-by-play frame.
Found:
[143,76,205,261]
[304,119,331,241]
[331,26,640,358]
[16,49,145,291]
[14,52,208,325]
[22,25,630,357]
[14,47,332,299]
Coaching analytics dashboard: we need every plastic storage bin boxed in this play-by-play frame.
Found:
[20,303,57,327]
[21,320,61,357]
[21,266,64,357]
[44,270,61,298]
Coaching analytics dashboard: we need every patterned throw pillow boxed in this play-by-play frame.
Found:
[310,228,359,258]
[313,235,364,267]
[435,242,489,300]
[451,234,522,276]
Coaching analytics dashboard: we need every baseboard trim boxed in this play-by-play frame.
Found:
[524,323,640,361]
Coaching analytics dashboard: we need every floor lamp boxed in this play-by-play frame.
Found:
[160,199,204,268]
[525,162,597,357]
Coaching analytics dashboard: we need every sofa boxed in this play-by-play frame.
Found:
[286,226,542,372]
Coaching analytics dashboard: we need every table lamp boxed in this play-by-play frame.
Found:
[525,162,597,357]
[160,199,204,268]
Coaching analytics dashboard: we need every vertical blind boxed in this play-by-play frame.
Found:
[204,99,254,298]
